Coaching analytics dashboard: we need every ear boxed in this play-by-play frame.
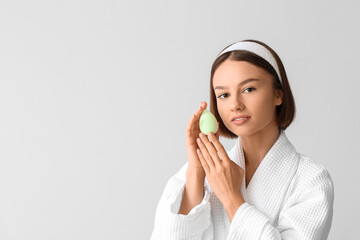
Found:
[274,89,283,106]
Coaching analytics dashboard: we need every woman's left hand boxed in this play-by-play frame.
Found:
[196,131,245,209]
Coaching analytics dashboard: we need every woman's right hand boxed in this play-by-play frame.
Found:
[185,101,215,176]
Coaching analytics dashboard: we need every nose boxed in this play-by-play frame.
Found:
[231,97,245,112]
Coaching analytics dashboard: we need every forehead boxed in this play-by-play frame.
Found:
[213,59,271,86]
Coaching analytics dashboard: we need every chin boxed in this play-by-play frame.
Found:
[230,125,260,138]
[229,127,252,138]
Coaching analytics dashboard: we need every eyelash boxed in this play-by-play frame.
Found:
[217,87,256,99]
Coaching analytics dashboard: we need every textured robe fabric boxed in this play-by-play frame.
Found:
[150,129,334,239]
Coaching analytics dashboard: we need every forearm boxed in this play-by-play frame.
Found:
[178,170,205,215]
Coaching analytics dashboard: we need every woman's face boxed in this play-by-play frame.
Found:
[212,59,282,137]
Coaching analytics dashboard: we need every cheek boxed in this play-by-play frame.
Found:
[252,95,276,116]
[218,107,226,121]
[217,104,228,124]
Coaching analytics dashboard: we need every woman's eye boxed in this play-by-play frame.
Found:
[217,93,228,99]
[244,87,256,93]
[217,88,256,99]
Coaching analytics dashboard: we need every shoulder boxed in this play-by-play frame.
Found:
[289,153,334,203]
[297,153,334,188]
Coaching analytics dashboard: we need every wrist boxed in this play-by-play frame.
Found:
[186,167,205,178]
[185,167,205,182]
[223,192,245,223]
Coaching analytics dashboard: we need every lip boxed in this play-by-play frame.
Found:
[232,117,250,125]
[231,115,251,121]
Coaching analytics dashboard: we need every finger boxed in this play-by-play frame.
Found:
[187,101,207,129]
[208,132,231,165]
[204,132,224,168]
[196,136,216,170]
[196,148,209,175]
[195,101,206,118]
[199,132,222,169]
[215,122,220,140]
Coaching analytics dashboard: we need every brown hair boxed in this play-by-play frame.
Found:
[209,39,296,139]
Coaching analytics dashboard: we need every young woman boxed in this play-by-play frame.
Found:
[150,39,334,240]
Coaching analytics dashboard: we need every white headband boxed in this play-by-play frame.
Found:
[218,41,282,83]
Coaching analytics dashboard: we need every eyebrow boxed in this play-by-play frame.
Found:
[214,78,260,91]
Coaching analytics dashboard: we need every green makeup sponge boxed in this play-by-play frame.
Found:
[199,109,219,135]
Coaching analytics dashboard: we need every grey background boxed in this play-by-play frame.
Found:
[0,0,358,239]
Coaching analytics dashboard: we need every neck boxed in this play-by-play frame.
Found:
[240,120,281,168]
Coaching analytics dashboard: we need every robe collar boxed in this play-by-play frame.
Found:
[226,129,300,222]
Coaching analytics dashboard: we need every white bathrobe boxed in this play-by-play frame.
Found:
[150,129,334,239]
